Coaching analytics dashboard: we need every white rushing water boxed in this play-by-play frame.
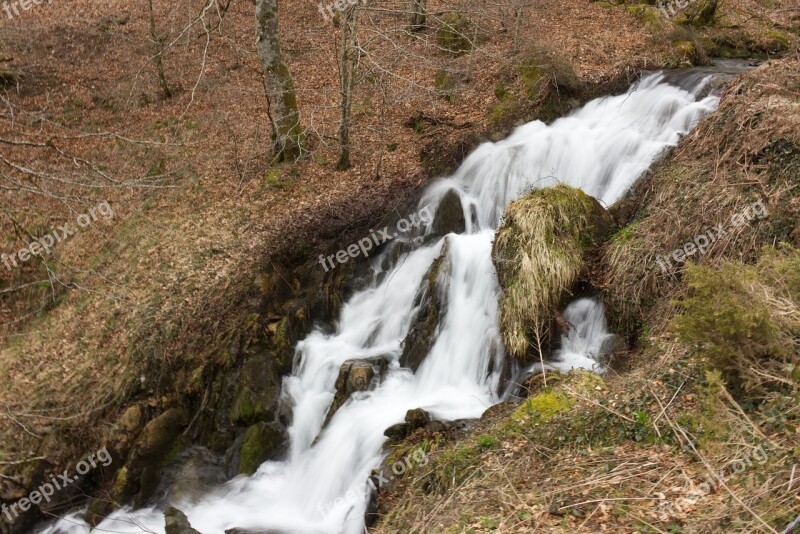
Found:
[42,72,719,534]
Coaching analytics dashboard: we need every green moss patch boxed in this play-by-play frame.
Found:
[673,246,800,395]
[238,422,284,475]
[437,11,474,56]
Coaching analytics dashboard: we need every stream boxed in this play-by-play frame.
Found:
[40,62,750,534]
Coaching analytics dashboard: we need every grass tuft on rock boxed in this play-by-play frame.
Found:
[493,185,613,359]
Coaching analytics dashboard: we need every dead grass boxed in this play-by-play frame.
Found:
[602,57,800,334]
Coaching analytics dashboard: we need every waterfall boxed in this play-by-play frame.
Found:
[40,71,721,534]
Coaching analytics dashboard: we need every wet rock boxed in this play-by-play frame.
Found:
[384,408,432,441]
[162,446,227,504]
[165,507,201,534]
[405,408,431,428]
[324,360,379,426]
[229,354,282,427]
[338,361,376,395]
[400,251,447,372]
[236,422,286,475]
[429,189,466,239]
[364,475,379,527]
[384,422,410,441]
[597,334,626,362]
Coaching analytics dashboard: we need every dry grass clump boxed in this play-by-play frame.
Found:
[492,185,612,359]
[602,58,800,333]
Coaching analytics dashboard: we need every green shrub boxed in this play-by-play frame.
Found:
[673,246,800,394]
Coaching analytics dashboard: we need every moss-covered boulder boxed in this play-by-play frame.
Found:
[492,185,613,360]
[437,11,473,56]
[121,408,188,506]
[510,389,574,423]
[434,69,458,103]
[488,46,581,134]
[229,353,282,426]
[626,4,666,32]
[678,0,718,27]
[237,422,286,475]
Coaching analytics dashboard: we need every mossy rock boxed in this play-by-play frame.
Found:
[488,46,580,133]
[517,47,580,98]
[84,465,130,526]
[434,69,458,103]
[229,353,282,426]
[122,408,188,506]
[130,408,188,463]
[674,40,698,63]
[511,390,574,422]
[762,30,791,53]
[400,248,447,371]
[626,4,666,32]
[238,422,285,475]
[437,11,474,56]
[677,0,718,27]
[492,185,614,359]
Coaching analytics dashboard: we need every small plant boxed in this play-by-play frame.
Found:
[476,434,498,452]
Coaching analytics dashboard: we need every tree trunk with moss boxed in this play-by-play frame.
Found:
[256,0,302,162]
[408,0,426,32]
[336,4,360,171]
[147,0,173,99]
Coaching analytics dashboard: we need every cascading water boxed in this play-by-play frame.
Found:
[41,70,725,534]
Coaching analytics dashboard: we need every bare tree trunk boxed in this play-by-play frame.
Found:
[147,0,173,98]
[408,0,426,32]
[255,0,302,162]
[336,4,359,171]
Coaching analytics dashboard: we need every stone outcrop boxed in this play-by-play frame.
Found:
[164,507,201,534]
